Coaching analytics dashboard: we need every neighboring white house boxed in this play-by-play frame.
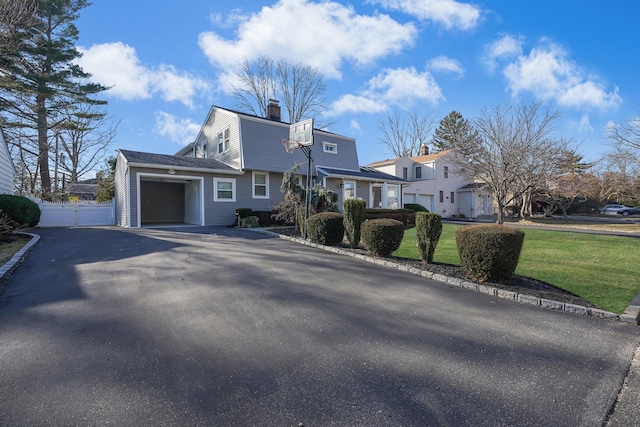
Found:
[0,128,15,194]
[368,148,493,219]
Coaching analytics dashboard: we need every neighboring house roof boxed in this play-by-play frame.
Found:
[366,150,454,168]
[317,166,408,183]
[458,182,490,192]
[408,150,453,163]
[67,182,97,196]
[119,149,243,175]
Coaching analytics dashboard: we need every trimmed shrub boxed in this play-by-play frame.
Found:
[240,216,260,228]
[361,218,404,257]
[404,203,429,212]
[343,199,366,248]
[416,212,442,264]
[455,224,525,282]
[306,212,344,246]
[0,195,40,227]
[365,208,416,226]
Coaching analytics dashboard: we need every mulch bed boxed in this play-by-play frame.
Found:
[270,227,598,308]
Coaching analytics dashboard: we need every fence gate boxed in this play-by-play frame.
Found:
[36,199,115,227]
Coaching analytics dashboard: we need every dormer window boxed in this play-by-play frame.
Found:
[323,141,337,154]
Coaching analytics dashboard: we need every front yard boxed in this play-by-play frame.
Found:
[394,223,640,314]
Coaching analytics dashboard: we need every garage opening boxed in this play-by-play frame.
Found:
[140,177,202,226]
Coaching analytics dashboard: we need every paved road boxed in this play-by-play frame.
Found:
[0,226,638,426]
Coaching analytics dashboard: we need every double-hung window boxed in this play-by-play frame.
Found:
[444,166,449,179]
[415,166,422,179]
[253,171,269,198]
[214,178,235,201]
[439,190,444,203]
[217,127,230,154]
[450,191,455,203]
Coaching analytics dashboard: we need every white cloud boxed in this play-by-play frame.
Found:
[503,42,621,111]
[577,114,594,133]
[369,0,482,30]
[484,33,524,71]
[327,67,444,115]
[427,55,464,78]
[155,112,201,146]
[77,42,210,108]
[198,0,416,81]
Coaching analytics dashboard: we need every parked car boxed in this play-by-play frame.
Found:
[599,204,629,215]
[617,206,640,216]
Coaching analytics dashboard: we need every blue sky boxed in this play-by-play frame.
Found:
[75,0,639,168]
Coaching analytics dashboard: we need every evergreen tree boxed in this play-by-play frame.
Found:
[431,111,480,153]
[0,0,108,200]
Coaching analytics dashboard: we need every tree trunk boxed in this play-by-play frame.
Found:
[37,94,51,200]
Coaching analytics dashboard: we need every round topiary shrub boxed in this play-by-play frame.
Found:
[306,212,344,246]
[361,218,404,257]
[455,224,525,282]
[0,195,41,227]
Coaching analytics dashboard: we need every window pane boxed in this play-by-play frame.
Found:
[255,174,266,185]
[344,182,355,199]
[218,190,232,199]
[255,186,266,197]
[217,181,232,190]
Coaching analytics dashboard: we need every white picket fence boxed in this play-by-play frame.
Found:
[36,199,115,227]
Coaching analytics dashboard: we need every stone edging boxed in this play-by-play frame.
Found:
[263,230,623,323]
[0,232,40,282]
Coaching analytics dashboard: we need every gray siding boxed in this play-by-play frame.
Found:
[240,118,361,175]
[199,109,241,168]
[0,131,15,194]
[114,152,128,226]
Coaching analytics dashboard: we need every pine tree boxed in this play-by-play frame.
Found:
[431,111,480,153]
[0,0,108,200]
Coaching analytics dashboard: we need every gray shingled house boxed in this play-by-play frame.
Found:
[114,102,405,227]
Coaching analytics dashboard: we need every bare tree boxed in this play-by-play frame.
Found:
[378,111,435,157]
[54,103,118,184]
[231,56,331,126]
[595,146,640,205]
[608,114,640,165]
[451,102,569,223]
[0,0,37,58]
[231,56,277,119]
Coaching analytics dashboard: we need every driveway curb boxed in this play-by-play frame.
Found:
[0,232,40,282]
[263,230,622,322]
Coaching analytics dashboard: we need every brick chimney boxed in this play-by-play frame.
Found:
[267,99,281,122]
[420,144,429,155]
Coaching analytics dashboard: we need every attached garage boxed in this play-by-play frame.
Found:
[138,176,203,226]
[115,150,243,228]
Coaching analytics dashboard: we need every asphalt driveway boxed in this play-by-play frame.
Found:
[0,226,638,426]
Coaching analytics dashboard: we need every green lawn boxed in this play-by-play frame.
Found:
[394,224,640,314]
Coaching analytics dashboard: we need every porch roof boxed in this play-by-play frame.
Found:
[317,166,407,183]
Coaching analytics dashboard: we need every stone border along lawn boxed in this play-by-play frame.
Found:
[263,230,623,323]
[0,232,40,282]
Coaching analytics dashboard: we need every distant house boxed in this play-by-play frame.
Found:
[0,128,15,194]
[114,102,405,228]
[368,147,493,219]
[67,178,99,201]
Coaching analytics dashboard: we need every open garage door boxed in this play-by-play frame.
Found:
[139,177,203,226]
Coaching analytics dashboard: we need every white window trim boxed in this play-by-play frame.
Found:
[214,177,236,202]
[252,171,269,199]
[217,127,230,154]
[343,181,356,200]
[323,141,338,154]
